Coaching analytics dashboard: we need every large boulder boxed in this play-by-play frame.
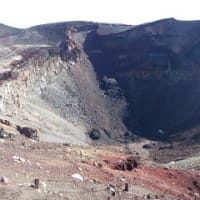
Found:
[106,156,139,171]
[88,129,101,140]
[17,126,39,140]
[0,128,10,138]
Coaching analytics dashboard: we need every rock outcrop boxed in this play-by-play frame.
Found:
[1,19,200,143]
[0,22,127,144]
[84,18,200,140]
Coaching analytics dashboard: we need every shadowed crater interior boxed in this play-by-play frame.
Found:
[84,19,200,141]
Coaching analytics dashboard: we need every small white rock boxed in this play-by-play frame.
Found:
[71,173,84,181]
[27,160,32,165]
[59,193,63,197]
[12,156,25,163]
[78,167,82,171]
[40,180,47,192]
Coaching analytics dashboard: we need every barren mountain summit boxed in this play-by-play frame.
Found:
[1,19,200,143]
[0,19,200,199]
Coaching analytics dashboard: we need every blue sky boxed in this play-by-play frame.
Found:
[0,0,200,28]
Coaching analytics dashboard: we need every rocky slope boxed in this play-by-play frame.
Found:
[0,22,129,145]
[0,19,200,199]
[1,18,200,144]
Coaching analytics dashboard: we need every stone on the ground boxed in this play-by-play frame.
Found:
[88,129,101,140]
[124,183,129,192]
[17,126,39,140]
[12,156,26,163]
[0,128,9,138]
[71,173,83,181]
[34,178,40,189]
[40,180,47,192]
[1,176,8,184]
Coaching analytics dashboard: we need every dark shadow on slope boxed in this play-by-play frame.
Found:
[84,28,200,142]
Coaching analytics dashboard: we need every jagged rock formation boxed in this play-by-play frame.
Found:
[0,22,128,144]
[1,19,200,144]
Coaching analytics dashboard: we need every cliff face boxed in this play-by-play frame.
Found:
[1,20,200,200]
[0,22,127,144]
[1,19,200,143]
[84,18,200,140]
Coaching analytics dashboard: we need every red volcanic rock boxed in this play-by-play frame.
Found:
[104,155,139,171]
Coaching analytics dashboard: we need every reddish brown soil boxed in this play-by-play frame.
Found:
[0,136,199,200]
